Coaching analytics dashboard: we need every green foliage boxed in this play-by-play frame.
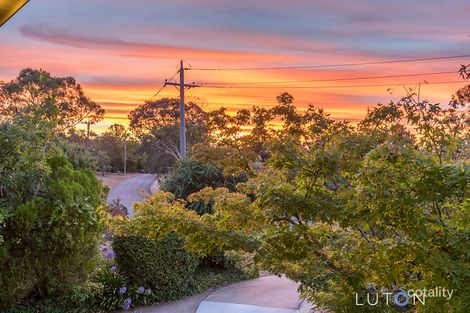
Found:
[0,68,104,131]
[2,303,82,313]
[113,234,199,302]
[128,98,207,173]
[61,282,103,313]
[0,153,104,307]
[249,95,470,312]
[54,138,98,170]
[0,120,52,209]
[3,282,104,313]
[114,91,469,312]
[161,158,244,214]
[113,191,258,257]
[3,65,466,313]
[189,266,256,295]
[91,266,127,311]
[92,124,142,173]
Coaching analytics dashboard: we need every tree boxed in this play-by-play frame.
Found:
[360,92,469,162]
[192,107,258,176]
[54,137,99,170]
[94,124,141,173]
[106,124,130,173]
[128,98,207,138]
[0,68,104,131]
[128,98,207,172]
[114,90,470,312]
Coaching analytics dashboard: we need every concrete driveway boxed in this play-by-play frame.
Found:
[138,276,313,313]
[196,276,310,313]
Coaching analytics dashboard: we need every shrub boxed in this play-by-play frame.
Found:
[161,158,245,214]
[2,282,103,313]
[2,303,71,313]
[113,234,199,302]
[224,251,259,278]
[0,155,104,307]
[58,282,103,313]
[189,267,255,296]
[91,266,126,311]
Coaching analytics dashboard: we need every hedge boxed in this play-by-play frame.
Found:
[113,234,199,302]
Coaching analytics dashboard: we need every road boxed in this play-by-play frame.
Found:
[106,173,155,216]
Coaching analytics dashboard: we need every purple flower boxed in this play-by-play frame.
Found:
[123,298,132,310]
[110,265,117,273]
[120,287,127,295]
[105,250,115,259]
[137,286,145,294]
[144,289,152,296]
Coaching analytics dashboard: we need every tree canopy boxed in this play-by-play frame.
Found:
[128,98,207,137]
[0,68,104,130]
[114,89,470,312]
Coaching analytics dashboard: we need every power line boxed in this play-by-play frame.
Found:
[151,84,167,99]
[189,54,470,71]
[202,80,466,89]
[202,70,456,85]
[149,70,180,100]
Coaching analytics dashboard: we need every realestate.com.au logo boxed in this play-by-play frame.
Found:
[355,287,456,307]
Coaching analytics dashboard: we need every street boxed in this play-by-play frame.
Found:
[106,173,155,216]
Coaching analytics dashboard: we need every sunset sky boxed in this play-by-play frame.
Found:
[1,0,470,131]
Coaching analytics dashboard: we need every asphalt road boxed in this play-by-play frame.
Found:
[106,173,155,216]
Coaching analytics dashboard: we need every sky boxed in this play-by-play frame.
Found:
[1,0,470,131]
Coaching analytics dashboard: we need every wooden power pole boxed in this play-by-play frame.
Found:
[164,60,200,157]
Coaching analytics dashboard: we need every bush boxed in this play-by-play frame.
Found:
[161,158,245,214]
[189,267,255,296]
[2,303,71,313]
[0,155,104,307]
[91,266,126,311]
[113,234,199,302]
[61,282,102,312]
[2,282,103,313]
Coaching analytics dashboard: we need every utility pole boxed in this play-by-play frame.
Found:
[164,60,200,157]
[86,120,91,139]
[179,60,186,157]
[123,140,127,174]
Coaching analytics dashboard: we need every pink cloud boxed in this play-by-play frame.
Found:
[19,25,303,63]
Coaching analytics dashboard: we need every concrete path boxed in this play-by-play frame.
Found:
[138,290,213,313]
[132,276,313,313]
[106,173,155,216]
[196,276,310,313]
